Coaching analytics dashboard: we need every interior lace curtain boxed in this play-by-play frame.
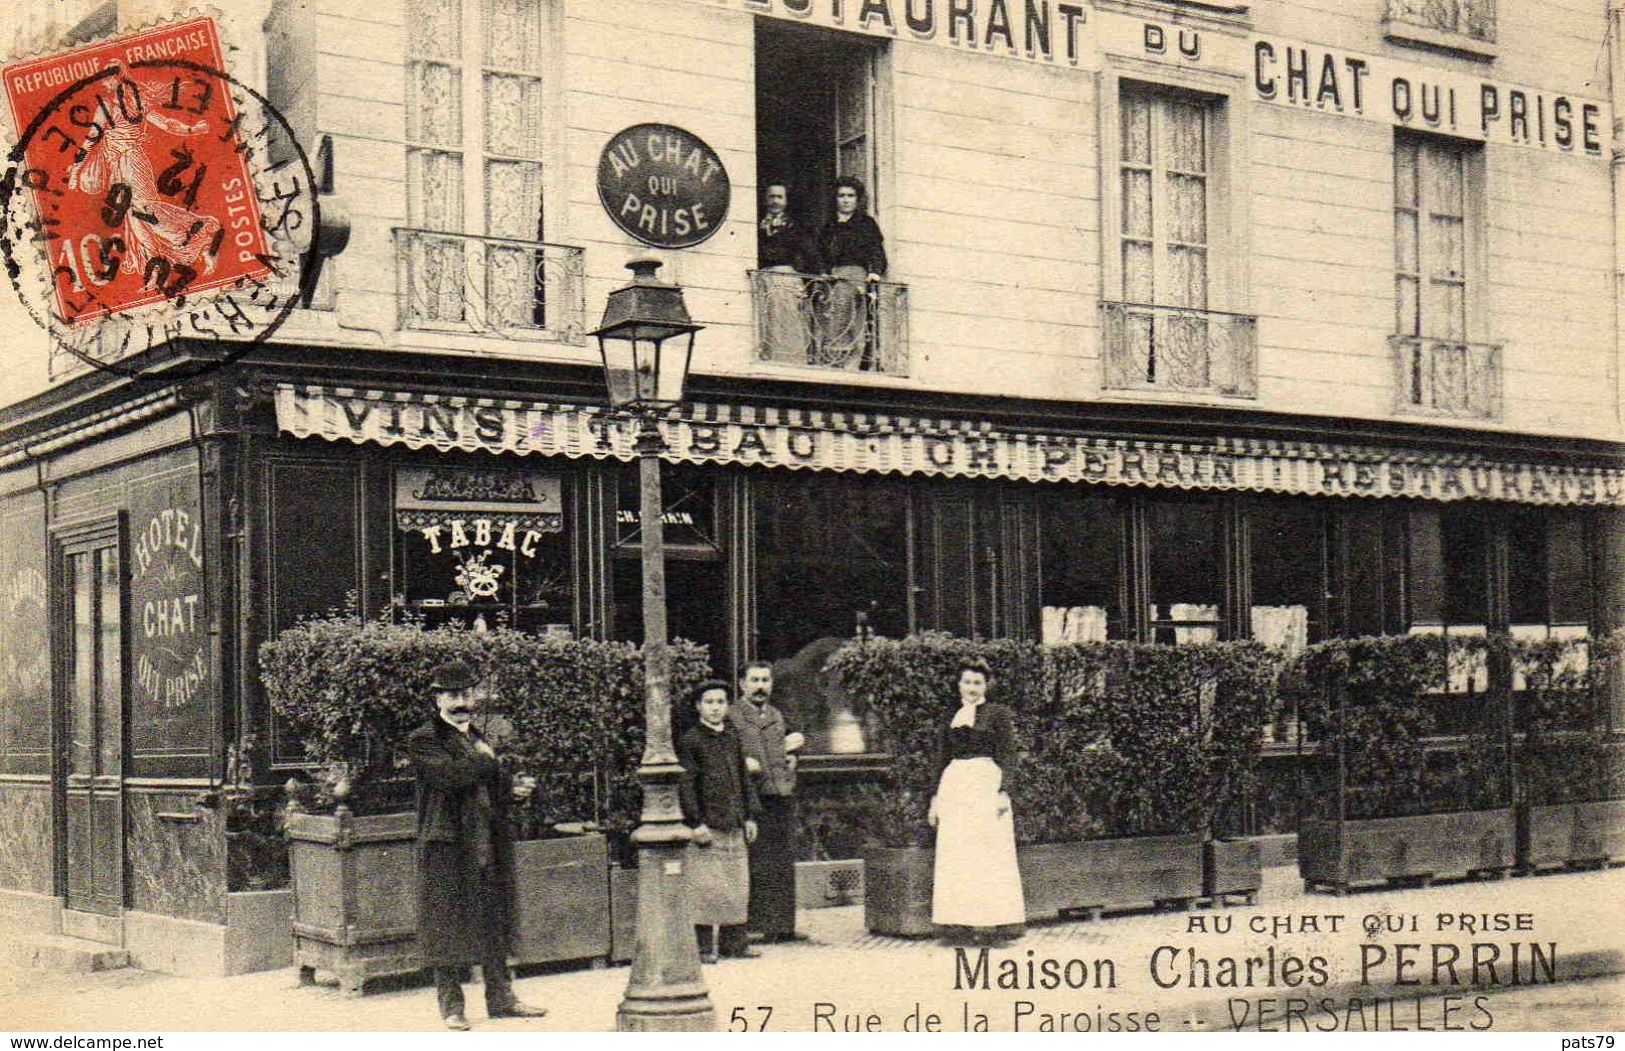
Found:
[405,0,546,328]
[1119,87,1211,388]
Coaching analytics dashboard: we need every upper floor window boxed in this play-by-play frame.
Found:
[1391,133,1497,418]
[406,0,545,240]
[401,0,583,337]
[1104,82,1255,397]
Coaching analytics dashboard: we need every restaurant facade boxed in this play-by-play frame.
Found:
[0,0,1621,974]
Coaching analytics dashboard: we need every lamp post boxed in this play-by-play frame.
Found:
[593,259,712,1032]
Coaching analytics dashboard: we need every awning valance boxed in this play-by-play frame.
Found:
[274,384,1625,507]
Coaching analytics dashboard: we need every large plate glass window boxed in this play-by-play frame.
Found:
[394,466,572,633]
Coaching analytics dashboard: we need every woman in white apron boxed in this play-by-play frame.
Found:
[928,659,1025,941]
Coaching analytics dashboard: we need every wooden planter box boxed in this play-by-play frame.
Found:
[509,835,611,965]
[862,834,1208,935]
[1204,838,1262,904]
[287,809,418,996]
[609,865,638,964]
[861,846,936,937]
[1521,799,1625,872]
[1021,833,1205,919]
[1299,808,1516,893]
[287,809,613,995]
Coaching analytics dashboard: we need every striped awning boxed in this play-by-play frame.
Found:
[273,384,1625,507]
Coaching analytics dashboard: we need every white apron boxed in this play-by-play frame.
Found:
[931,757,1025,927]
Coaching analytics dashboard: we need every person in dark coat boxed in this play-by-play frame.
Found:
[404,661,547,1030]
[731,660,805,946]
[676,680,760,964]
[816,176,888,369]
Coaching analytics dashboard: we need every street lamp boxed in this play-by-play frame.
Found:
[593,259,712,1032]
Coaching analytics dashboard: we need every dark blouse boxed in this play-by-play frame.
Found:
[818,213,887,275]
[677,721,761,832]
[939,701,1018,777]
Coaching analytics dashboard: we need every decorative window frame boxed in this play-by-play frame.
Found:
[1382,0,1499,62]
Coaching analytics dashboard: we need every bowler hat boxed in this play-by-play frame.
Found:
[429,661,482,692]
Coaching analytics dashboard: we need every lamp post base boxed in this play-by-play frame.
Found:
[615,776,715,1031]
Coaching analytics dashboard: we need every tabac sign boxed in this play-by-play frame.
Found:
[598,124,731,248]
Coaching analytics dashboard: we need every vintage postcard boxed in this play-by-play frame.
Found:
[0,0,1620,1036]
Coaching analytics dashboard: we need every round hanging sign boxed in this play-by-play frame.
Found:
[597,123,730,249]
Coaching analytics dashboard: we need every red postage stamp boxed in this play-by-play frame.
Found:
[2,16,273,326]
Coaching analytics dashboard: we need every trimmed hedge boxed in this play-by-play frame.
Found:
[259,609,711,833]
[1513,633,1622,806]
[1283,632,1620,819]
[824,633,1278,848]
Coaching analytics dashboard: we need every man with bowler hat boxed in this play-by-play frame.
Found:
[404,661,547,1030]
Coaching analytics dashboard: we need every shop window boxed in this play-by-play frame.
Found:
[1038,492,1122,644]
[1406,506,1490,729]
[1248,500,1323,653]
[1508,511,1592,693]
[1146,495,1223,644]
[755,473,911,754]
[611,467,726,663]
[393,466,573,633]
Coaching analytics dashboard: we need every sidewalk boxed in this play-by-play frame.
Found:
[3,865,1621,1032]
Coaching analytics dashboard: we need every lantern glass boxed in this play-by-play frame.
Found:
[596,326,694,410]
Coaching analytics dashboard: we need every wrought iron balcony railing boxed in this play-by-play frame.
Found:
[1390,335,1502,420]
[396,228,585,343]
[749,269,909,375]
[1386,0,1496,42]
[1100,301,1258,397]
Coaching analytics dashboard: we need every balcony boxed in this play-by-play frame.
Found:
[1100,301,1257,398]
[749,269,909,375]
[1390,335,1502,420]
[396,229,585,343]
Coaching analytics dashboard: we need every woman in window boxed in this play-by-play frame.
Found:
[928,659,1025,943]
[816,177,887,370]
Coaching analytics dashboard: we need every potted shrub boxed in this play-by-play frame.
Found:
[1514,633,1624,872]
[261,610,709,992]
[1289,635,1516,893]
[827,634,1274,934]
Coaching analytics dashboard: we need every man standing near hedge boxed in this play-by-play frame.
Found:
[731,660,806,949]
[405,661,547,1031]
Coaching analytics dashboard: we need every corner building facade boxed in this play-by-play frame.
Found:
[0,0,1621,972]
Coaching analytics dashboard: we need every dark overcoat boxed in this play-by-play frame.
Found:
[404,718,517,967]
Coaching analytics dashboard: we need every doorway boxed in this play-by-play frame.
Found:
[54,517,126,942]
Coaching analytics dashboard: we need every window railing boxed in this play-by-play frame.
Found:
[749,269,909,375]
[1386,0,1496,42]
[395,228,585,343]
[1100,301,1258,397]
[1390,335,1502,420]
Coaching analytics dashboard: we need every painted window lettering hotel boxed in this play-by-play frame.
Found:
[0,0,1620,972]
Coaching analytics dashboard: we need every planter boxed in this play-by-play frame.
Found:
[795,859,865,909]
[287,808,614,994]
[1520,799,1625,872]
[861,846,935,937]
[287,809,418,997]
[609,865,638,964]
[1299,808,1516,893]
[1204,838,1262,905]
[510,836,610,965]
[1020,833,1205,919]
